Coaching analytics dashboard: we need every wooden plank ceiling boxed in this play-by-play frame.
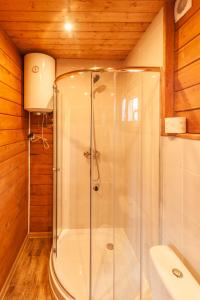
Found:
[0,0,164,60]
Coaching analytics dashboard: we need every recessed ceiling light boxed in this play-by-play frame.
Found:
[90,66,101,70]
[64,22,73,32]
[127,69,144,73]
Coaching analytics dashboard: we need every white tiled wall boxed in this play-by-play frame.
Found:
[162,137,200,280]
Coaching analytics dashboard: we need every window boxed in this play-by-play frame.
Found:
[128,97,139,122]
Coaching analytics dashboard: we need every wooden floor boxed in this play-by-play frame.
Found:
[4,238,53,300]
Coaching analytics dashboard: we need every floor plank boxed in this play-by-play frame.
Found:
[4,238,53,300]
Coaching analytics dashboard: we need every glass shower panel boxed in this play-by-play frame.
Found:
[114,72,142,300]
[90,72,116,300]
[54,72,92,300]
[140,72,160,300]
[114,71,160,300]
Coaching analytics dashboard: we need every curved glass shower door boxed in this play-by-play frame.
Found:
[53,71,92,300]
[90,70,160,300]
[52,68,160,300]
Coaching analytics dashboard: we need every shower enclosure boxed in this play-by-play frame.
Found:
[49,68,161,300]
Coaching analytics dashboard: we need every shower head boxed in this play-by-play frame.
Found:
[93,85,106,97]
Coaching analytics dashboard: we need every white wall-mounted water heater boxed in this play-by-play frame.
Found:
[24,53,55,112]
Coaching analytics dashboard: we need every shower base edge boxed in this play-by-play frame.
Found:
[49,249,75,300]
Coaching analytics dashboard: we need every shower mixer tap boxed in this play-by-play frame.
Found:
[83,150,100,159]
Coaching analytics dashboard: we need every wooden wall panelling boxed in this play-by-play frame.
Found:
[0,97,25,116]
[175,8,200,49]
[0,129,27,146]
[161,0,175,135]
[176,109,200,133]
[0,141,27,163]
[175,60,200,91]
[0,28,28,292]
[30,113,53,233]
[175,2,200,135]
[175,34,200,70]
[0,30,22,65]
[175,84,200,112]
[0,81,21,104]
[0,114,28,129]
[1,151,27,178]
[0,67,21,93]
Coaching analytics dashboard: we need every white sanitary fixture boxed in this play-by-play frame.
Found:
[150,245,200,300]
